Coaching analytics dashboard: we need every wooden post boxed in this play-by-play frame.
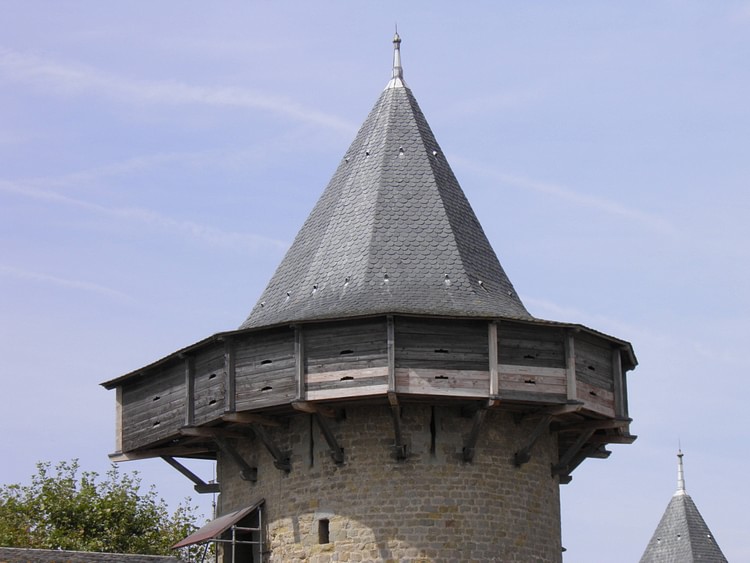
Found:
[295,326,305,401]
[488,321,499,398]
[564,330,577,401]
[224,338,236,413]
[184,356,195,426]
[612,347,625,418]
[115,387,123,453]
[387,316,396,394]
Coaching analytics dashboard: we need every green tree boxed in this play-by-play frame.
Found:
[0,460,201,560]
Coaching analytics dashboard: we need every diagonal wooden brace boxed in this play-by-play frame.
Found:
[161,456,220,494]
[251,424,291,472]
[551,429,597,477]
[514,414,553,467]
[463,406,488,462]
[213,436,258,482]
[315,413,344,465]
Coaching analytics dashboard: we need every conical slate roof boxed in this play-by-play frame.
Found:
[241,35,530,329]
[640,452,728,563]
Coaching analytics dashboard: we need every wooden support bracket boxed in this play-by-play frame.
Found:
[250,424,291,472]
[514,414,553,467]
[213,436,258,482]
[462,406,488,462]
[551,429,596,478]
[161,456,219,494]
[513,402,583,467]
[388,392,408,460]
[314,413,344,465]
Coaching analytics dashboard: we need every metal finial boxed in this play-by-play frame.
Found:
[392,32,403,79]
[675,449,686,495]
[386,30,406,89]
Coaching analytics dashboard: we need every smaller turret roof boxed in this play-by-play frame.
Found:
[639,451,728,563]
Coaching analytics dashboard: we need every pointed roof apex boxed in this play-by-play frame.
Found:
[676,449,687,496]
[640,451,728,563]
[387,30,406,89]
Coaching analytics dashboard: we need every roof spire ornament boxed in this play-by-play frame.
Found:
[675,449,686,496]
[386,29,406,89]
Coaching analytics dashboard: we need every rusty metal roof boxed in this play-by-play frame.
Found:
[172,499,263,549]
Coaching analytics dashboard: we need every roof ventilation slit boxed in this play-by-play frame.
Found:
[383,274,389,283]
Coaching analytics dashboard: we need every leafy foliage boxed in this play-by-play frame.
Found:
[0,460,201,559]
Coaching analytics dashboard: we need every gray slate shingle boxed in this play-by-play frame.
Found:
[639,492,728,562]
[241,80,531,329]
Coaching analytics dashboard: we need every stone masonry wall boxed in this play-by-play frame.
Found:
[218,405,561,563]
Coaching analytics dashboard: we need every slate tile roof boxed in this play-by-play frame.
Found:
[640,454,728,562]
[0,547,178,563]
[241,40,531,329]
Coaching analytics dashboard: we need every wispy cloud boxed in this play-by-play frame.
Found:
[453,156,677,235]
[0,264,132,300]
[0,180,288,252]
[0,47,355,134]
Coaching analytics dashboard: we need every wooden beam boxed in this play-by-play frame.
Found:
[185,356,195,426]
[222,412,282,427]
[514,414,553,467]
[180,426,251,440]
[315,413,344,465]
[291,401,337,418]
[224,337,236,413]
[294,326,305,402]
[250,424,291,472]
[109,445,216,462]
[488,321,499,397]
[387,316,396,394]
[161,456,220,494]
[564,330,577,401]
[555,418,630,433]
[463,406,488,462]
[213,436,257,482]
[388,395,407,460]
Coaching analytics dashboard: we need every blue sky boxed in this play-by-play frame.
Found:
[1,2,749,561]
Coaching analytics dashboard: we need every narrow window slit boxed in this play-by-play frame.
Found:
[318,519,330,544]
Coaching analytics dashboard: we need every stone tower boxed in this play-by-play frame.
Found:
[104,35,637,562]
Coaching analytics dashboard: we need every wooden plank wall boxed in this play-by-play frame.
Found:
[395,318,489,397]
[115,316,628,453]
[305,318,388,400]
[192,343,226,426]
[234,328,296,411]
[496,324,567,403]
[574,332,615,416]
[121,360,185,451]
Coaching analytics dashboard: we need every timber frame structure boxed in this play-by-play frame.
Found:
[103,313,635,485]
